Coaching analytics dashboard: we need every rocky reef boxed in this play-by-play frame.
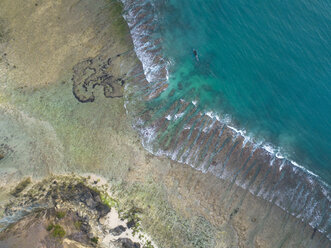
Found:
[72,54,126,103]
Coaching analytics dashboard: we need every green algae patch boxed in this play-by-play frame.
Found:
[10,177,31,197]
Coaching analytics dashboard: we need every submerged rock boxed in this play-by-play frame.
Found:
[72,55,125,103]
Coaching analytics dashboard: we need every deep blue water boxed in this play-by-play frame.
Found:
[152,0,331,182]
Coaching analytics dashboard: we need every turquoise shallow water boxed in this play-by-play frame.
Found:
[121,0,331,235]
[152,0,331,182]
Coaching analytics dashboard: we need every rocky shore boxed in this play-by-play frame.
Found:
[0,0,329,247]
[1,175,153,248]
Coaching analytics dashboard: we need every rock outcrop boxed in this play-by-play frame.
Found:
[0,176,154,248]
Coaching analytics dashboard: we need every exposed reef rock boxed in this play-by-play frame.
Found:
[0,144,12,161]
[72,55,125,103]
[10,177,31,197]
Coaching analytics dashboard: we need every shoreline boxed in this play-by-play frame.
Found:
[0,0,329,247]
[120,0,331,184]
[120,0,330,239]
[0,174,157,248]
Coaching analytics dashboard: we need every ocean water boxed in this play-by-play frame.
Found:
[153,0,331,182]
[120,0,331,237]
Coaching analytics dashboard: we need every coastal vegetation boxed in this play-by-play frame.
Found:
[0,0,329,247]
[47,223,66,238]
[55,211,66,219]
[1,175,156,247]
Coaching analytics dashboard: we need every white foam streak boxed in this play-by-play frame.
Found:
[174,113,184,120]
[120,0,331,239]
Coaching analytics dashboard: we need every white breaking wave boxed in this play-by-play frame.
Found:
[120,0,330,238]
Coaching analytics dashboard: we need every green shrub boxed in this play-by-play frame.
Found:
[91,237,99,244]
[143,240,155,248]
[52,224,66,238]
[56,211,66,219]
[74,220,82,230]
[46,223,54,231]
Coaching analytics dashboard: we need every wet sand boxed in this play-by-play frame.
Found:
[0,0,329,247]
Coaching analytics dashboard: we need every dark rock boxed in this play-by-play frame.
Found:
[230,207,239,219]
[79,190,92,203]
[126,220,135,229]
[86,197,98,208]
[90,189,98,199]
[95,203,110,217]
[94,195,101,203]
[81,223,90,233]
[75,182,85,191]
[110,225,126,236]
[115,238,140,248]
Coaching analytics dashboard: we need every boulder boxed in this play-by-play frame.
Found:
[110,225,126,236]
[115,238,140,248]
